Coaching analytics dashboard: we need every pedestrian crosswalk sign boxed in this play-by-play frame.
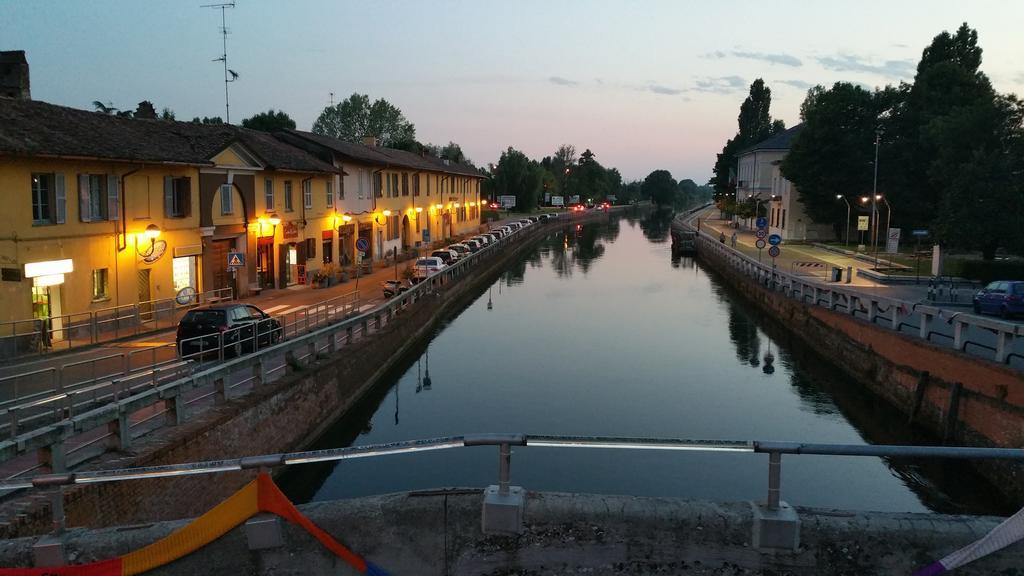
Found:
[227,252,245,268]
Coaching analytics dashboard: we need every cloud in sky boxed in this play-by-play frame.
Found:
[1014,72,1024,83]
[647,84,684,96]
[815,54,915,79]
[777,79,814,91]
[705,50,802,67]
[548,76,578,87]
[693,75,746,94]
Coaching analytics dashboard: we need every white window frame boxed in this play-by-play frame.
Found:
[264,178,274,211]
[303,180,313,209]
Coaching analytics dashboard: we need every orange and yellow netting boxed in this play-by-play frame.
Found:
[0,473,387,575]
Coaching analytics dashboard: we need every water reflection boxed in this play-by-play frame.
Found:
[279,211,1013,516]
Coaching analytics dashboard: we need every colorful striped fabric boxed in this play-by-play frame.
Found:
[913,505,1024,575]
[0,473,388,576]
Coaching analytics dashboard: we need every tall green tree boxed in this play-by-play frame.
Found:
[711,79,785,196]
[642,170,677,207]
[781,82,879,227]
[493,147,542,212]
[312,93,416,146]
[241,109,296,132]
[929,93,1024,259]
[886,23,993,228]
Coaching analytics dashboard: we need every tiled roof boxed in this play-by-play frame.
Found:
[282,130,483,178]
[0,98,336,173]
[737,123,804,155]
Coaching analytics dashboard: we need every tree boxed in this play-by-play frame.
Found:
[241,109,296,132]
[160,108,176,121]
[886,23,993,228]
[92,101,118,114]
[191,116,224,125]
[312,93,415,146]
[781,82,879,227]
[493,147,542,212]
[642,170,677,207]
[928,93,1024,259]
[711,79,785,196]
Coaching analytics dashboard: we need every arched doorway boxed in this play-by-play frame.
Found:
[401,215,411,250]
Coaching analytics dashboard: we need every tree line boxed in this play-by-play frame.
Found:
[711,23,1023,260]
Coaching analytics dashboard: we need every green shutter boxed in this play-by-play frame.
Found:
[54,174,66,224]
[107,175,120,221]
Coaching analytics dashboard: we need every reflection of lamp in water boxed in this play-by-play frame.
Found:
[416,357,422,393]
[422,345,432,390]
[762,341,775,375]
[487,286,493,310]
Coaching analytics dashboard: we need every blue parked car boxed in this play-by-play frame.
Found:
[973,281,1024,318]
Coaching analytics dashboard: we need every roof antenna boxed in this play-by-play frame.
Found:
[202,1,237,123]
[329,92,335,107]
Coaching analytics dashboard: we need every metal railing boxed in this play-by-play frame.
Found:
[10,433,1024,516]
[0,213,584,483]
[0,288,234,361]
[689,219,1024,367]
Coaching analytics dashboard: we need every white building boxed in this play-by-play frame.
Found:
[735,124,833,241]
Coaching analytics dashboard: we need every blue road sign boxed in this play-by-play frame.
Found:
[356,238,370,252]
[912,229,929,237]
[768,234,782,246]
[227,252,245,268]
[756,217,768,229]
[768,245,781,258]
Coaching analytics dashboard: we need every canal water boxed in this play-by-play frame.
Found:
[280,209,1011,515]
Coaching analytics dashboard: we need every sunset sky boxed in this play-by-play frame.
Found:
[3,1,1023,182]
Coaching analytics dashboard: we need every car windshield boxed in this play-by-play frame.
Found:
[416,259,437,266]
[1014,284,1024,295]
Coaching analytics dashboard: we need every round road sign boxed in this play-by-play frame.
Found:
[356,238,370,252]
[768,246,781,258]
[768,234,782,246]
[756,217,768,229]
[755,229,767,239]
[755,239,767,250]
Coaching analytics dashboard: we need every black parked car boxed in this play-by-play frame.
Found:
[176,304,282,359]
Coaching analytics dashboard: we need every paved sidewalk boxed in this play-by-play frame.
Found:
[0,216,540,379]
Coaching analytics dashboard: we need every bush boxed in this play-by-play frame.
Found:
[949,258,1024,283]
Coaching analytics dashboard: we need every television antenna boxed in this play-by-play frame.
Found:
[202,2,238,123]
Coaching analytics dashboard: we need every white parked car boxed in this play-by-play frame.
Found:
[412,257,447,281]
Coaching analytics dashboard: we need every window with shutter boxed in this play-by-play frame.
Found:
[305,237,316,258]
[284,181,293,211]
[164,176,174,217]
[107,175,120,221]
[54,174,65,224]
[78,174,91,222]
[402,173,409,196]
[220,184,233,215]
[31,173,55,225]
[303,180,312,209]
[326,181,333,207]
[264,178,274,211]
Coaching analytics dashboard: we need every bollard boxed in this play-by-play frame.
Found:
[845,266,852,284]
[482,442,525,535]
[751,451,800,550]
[346,326,354,345]
[252,359,265,387]
[164,393,184,426]
[214,377,226,404]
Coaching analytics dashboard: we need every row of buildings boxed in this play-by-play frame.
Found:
[0,89,485,329]
[734,124,832,242]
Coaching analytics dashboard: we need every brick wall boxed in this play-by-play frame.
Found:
[699,246,1024,502]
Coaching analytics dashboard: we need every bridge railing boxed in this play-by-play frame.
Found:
[688,221,1024,367]
[0,214,579,488]
[10,432,1024,551]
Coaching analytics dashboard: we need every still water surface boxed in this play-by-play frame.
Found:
[281,210,1010,515]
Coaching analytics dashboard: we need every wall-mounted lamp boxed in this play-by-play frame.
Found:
[382,209,392,217]
[480,200,488,207]
[341,213,353,223]
[435,203,443,210]
[414,207,423,213]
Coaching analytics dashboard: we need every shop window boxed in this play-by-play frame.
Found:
[220,184,233,215]
[284,181,294,211]
[323,239,333,264]
[173,256,198,293]
[92,268,109,300]
[164,176,191,218]
[387,215,400,240]
[303,180,313,209]
[264,178,274,211]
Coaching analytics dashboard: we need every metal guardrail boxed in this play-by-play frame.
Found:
[10,433,1024,517]
[689,220,1024,367]
[0,288,234,361]
[0,214,578,484]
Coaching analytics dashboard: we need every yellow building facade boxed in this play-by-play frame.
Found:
[0,156,205,334]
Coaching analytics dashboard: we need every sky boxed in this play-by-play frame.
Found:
[3,1,1024,183]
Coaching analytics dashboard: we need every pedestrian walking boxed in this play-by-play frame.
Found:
[719,231,726,243]
[731,232,737,247]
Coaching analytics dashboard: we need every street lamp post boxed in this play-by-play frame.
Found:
[871,130,881,262]
[836,195,850,247]
[879,195,892,252]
